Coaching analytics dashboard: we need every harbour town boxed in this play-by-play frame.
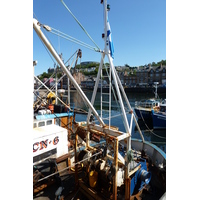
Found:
[35,60,166,94]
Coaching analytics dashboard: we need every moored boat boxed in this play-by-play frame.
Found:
[134,98,160,120]
[134,82,162,122]
[152,99,166,129]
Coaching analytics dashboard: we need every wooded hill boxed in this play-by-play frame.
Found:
[38,59,166,78]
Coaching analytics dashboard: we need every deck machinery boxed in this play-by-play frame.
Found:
[74,122,152,199]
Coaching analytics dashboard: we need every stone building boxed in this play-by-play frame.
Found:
[124,64,166,86]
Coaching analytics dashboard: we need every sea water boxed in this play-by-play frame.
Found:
[63,90,166,153]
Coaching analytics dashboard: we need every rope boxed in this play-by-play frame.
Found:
[138,108,166,139]
[37,150,102,182]
[60,0,100,51]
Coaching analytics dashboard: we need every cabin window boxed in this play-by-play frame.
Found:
[38,121,45,127]
[46,120,52,125]
[33,123,37,128]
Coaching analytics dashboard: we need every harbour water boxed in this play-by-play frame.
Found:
[64,90,166,153]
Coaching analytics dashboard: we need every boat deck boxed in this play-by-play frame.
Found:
[33,161,165,200]
[33,170,87,200]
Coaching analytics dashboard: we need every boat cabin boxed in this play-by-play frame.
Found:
[33,118,69,165]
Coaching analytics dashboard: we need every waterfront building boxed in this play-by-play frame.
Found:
[124,64,166,86]
[80,61,99,66]
[47,67,55,74]
[81,76,95,88]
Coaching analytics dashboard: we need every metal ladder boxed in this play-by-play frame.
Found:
[100,64,112,128]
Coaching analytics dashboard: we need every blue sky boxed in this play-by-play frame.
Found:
[33,0,166,76]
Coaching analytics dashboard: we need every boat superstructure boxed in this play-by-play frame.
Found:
[152,99,166,129]
[134,82,161,121]
[33,1,166,199]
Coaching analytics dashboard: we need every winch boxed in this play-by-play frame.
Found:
[130,158,151,195]
[78,146,151,197]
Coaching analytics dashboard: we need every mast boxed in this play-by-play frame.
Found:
[87,0,144,141]
[154,82,159,99]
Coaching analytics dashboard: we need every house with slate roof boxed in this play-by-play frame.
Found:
[124,64,166,86]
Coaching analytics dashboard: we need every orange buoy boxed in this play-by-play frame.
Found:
[48,104,54,114]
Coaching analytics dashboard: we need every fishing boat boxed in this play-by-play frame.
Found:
[152,99,166,129]
[134,82,161,121]
[33,1,166,199]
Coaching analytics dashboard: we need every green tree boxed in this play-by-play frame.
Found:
[157,60,166,66]
[125,64,130,68]
[133,69,137,76]
[39,72,52,80]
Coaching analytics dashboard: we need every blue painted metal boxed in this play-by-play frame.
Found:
[134,108,152,120]
[130,159,151,195]
[152,110,166,129]
[36,112,74,120]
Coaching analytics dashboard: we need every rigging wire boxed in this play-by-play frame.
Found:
[35,71,56,92]
[33,12,38,21]
[36,150,102,182]
[64,49,79,65]
[33,13,58,66]
[37,30,57,65]
[50,28,99,52]
[92,110,130,124]
[34,48,82,107]
[101,60,130,129]
[34,73,67,108]
[60,0,100,51]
